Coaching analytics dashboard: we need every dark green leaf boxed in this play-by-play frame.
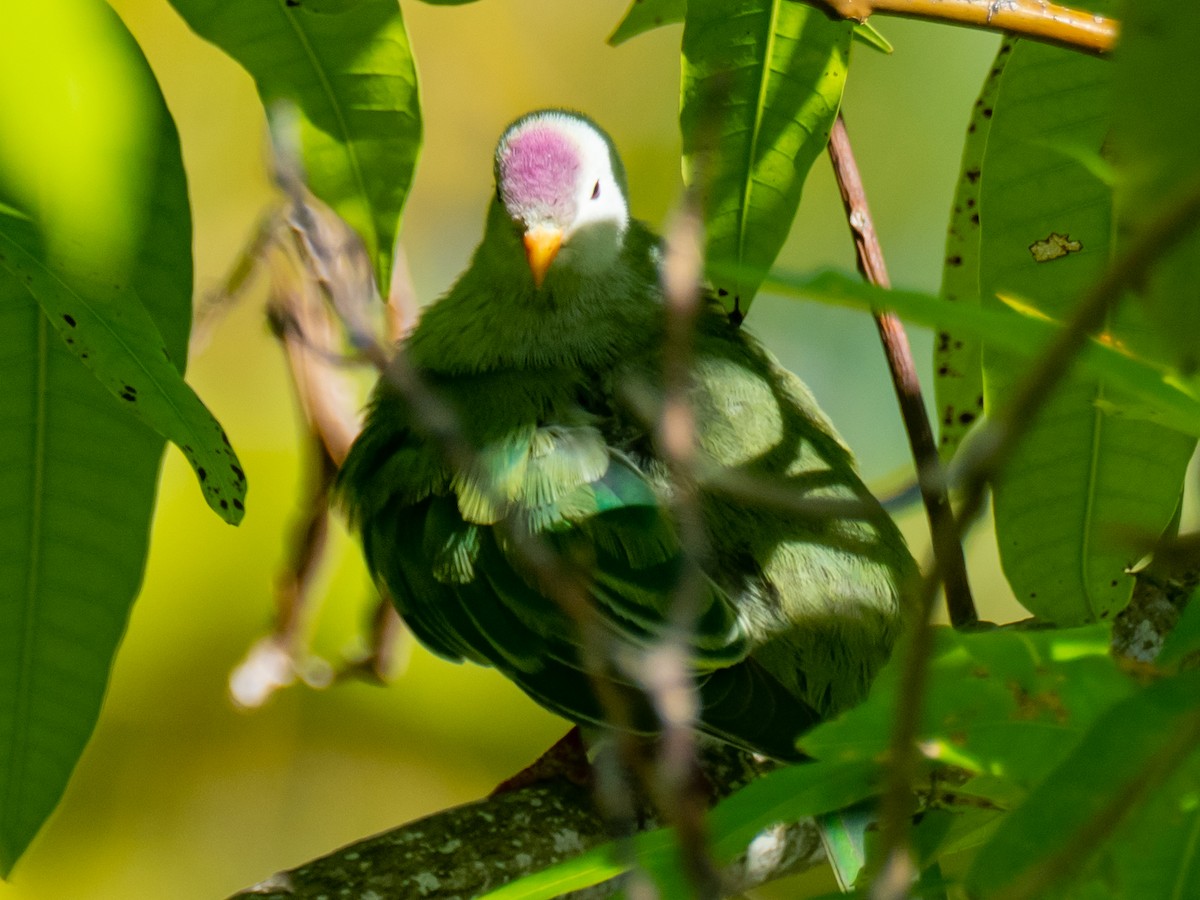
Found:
[609,0,684,46]
[1101,747,1200,899]
[1113,0,1200,376]
[934,38,1012,462]
[681,0,850,318]
[978,33,1194,625]
[968,669,1200,899]
[0,216,245,524]
[0,0,196,874]
[168,0,421,290]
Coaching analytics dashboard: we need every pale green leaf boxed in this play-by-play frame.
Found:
[934,38,1012,462]
[681,0,850,318]
[978,34,1194,625]
[168,0,421,290]
[0,0,196,874]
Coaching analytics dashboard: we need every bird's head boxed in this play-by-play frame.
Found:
[493,110,630,289]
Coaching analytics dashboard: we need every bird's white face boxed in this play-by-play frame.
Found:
[494,112,629,288]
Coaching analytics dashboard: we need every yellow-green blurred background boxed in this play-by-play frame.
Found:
[0,3,1017,897]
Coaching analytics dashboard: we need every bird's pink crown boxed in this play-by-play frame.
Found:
[497,123,581,217]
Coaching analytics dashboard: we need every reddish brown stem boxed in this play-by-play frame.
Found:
[826,115,977,628]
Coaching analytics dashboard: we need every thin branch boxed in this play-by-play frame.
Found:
[821,114,965,891]
[386,233,422,341]
[826,115,977,628]
[229,744,825,900]
[642,199,722,899]
[190,209,278,355]
[228,246,361,709]
[800,0,1116,55]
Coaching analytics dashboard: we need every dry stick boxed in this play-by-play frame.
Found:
[826,115,977,628]
[872,171,1200,895]
[800,0,1116,55]
[340,233,425,682]
[228,251,360,709]
[826,115,974,893]
[648,200,723,900]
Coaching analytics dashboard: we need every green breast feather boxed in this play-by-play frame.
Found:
[337,317,914,761]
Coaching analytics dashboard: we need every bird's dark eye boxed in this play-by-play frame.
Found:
[591,180,601,200]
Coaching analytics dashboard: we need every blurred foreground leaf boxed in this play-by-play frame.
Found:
[968,669,1200,899]
[479,758,879,899]
[763,269,1200,439]
[0,0,195,874]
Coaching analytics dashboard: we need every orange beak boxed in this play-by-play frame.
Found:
[523,227,563,289]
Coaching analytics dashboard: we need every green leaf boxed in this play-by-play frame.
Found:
[609,0,684,46]
[1154,586,1200,670]
[0,0,196,875]
[801,625,1131,796]
[761,268,1200,439]
[934,39,1012,462]
[1113,0,1200,376]
[168,0,421,290]
[851,21,892,54]
[0,215,245,524]
[967,669,1200,899]
[681,0,850,318]
[977,35,1195,625]
[818,801,874,891]
[1101,746,1200,899]
[479,759,880,899]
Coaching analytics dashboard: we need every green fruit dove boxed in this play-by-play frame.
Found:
[337,110,915,761]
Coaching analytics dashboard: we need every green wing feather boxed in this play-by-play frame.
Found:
[336,215,913,761]
[337,357,827,758]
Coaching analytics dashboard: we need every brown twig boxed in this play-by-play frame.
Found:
[800,0,1116,55]
[642,199,723,899]
[228,240,359,709]
[386,233,421,341]
[826,113,976,895]
[826,115,976,628]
